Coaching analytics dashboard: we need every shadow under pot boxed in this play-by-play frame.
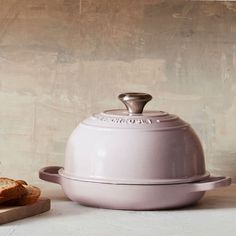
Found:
[39,92,231,210]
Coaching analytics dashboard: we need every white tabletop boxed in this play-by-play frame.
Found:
[1,183,236,236]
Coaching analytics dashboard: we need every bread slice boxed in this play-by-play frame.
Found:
[16,185,41,205]
[4,185,41,206]
[0,178,27,204]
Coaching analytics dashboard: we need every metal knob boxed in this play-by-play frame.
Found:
[118,93,152,114]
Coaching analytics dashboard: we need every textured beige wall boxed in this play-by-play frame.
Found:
[0,0,236,183]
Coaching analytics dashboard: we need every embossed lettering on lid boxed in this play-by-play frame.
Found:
[82,93,189,130]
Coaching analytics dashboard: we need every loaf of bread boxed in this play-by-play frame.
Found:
[0,178,41,206]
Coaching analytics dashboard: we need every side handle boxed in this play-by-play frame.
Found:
[189,176,231,192]
[39,166,62,185]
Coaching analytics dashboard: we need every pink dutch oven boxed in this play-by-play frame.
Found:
[39,93,231,210]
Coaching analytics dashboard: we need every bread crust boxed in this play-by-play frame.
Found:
[15,180,28,185]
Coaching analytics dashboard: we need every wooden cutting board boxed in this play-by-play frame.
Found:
[0,198,50,225]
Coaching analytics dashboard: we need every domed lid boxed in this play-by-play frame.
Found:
[82,93,189,130]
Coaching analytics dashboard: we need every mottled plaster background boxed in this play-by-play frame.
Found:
[0,0,236,183]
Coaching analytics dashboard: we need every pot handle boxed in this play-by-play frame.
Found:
[188,176,231,192]
[39,166,62,185]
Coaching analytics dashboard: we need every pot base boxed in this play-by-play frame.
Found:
[39,166,231,210]
[61,178,205,210]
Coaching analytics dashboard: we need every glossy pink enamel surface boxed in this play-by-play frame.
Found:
[64,122,207,184]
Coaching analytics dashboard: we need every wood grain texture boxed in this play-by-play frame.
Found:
[0,198,50,225]
[0,1,235,181]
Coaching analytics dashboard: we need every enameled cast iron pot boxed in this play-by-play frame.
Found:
[39,93,231,210]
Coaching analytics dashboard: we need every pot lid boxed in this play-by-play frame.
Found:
[82,93,189,130]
